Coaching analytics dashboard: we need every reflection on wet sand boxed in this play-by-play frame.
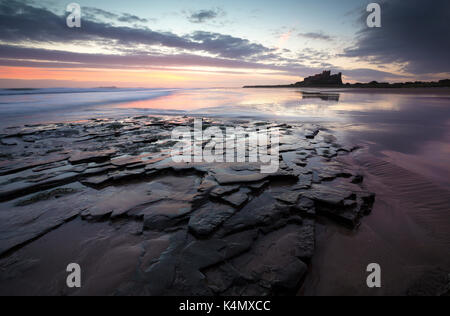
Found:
[301,91,340,101]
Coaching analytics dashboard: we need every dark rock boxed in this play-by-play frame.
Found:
[303,184,353,205]
[292,159,307,167]
[351,174,364,184]
[143,202,192,231]
[0,172,80,202]
[407,268,450,296]
[32,162,67,173]
[292,174,313,190]
[188,203,236,237]
[14,188,78,206]
[210,185,240,198]
[219,188,250,208]
[305,129,320,139]
[81,175,112,187]
[275,190,302,205]
[357,191,376,216]
[302,184,375,227]
[69,149,116,165]
[229,225,309,293]
[293,196,316,216]
[222,193,290,235]
[315,147,337,158]
[111,155,149,167]
[197,178,218,193]
[82,165,116,176]
[213,172,268,185]
[1,138,18,146]
[0,155,70,176]
[248,181,269,192]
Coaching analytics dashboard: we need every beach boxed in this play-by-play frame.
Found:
[0,88,449,295]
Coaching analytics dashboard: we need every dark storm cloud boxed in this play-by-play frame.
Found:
[190,31,275,58]
[342,0,450,74]
[298,32,332,41]
[0,1,269,59]
[188,9,221,23]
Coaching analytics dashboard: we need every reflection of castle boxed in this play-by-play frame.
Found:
[301,91,340,101]
[295,71,343,87]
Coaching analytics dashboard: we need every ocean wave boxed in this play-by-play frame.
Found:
[0,88,177,115]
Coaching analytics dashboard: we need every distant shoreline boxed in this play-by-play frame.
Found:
[244,76,450,89]
[244,82,450,89]
[244,86,450,95]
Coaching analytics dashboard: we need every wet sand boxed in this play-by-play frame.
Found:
[301,150,450,296]
[320,87,450,95]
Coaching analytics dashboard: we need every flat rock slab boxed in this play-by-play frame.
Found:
[189,203,236,237]
[221,193,290,235]
[69,149,116,164]
[303,184,354,205]
[219,188,251,208]
[143,202,192,231]
[213,172,269,185]
[210,185,240,198]
[217,224,310,295]
[1,138,18,146]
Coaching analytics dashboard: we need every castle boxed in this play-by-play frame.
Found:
[295,71,343,87]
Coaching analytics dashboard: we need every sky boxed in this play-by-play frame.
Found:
[0,0,449,88]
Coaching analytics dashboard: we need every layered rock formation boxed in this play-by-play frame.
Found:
[0,116,375,296]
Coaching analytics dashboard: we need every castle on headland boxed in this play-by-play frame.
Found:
[295,71,343,87]
[243,70,344,88]
[243,70,450,89]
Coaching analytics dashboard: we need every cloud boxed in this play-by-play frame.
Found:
[190,31,274,58]
[0,1,267,59]
[117,13,148,24]
[298,31,332,41]
[188,9,222,23]
[0,0,414,83]
[342,68,404,82]
[83,7,119,20]
[0,44,404,83]
[83,7,148,24]
[342,0,450,74]
[0,44,282,72]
